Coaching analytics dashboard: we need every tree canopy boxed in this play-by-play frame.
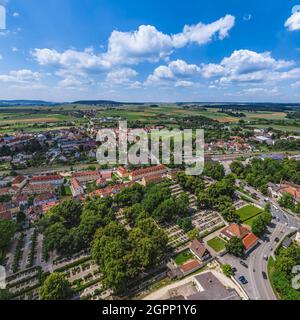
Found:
[40,273,72,300]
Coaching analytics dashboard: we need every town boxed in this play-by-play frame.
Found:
[0,103,299,301]
[1,0,300,305]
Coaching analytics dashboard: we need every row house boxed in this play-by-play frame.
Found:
[72,170,101,183]
[0,186,18,196]
[129,165,168,181]
[12,175,27,189]
[30,174,64,186]
[33,193,57,207]
[141,174,164,187]
[22,183,56,195]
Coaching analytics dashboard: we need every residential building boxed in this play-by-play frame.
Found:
[255,136,274,145]
[190,240,211,261]
[72,170,101,183]
[12,175,27,189]
[30,175,64,186]
[129,165,168,181]
[221,223,249,240]
[22,183,56,195]
[221,223,259,253]
[33,193,57,207]
[268,182,300,203]
[141,174,164,186]
[278,182,300,203]
[116,166,129,179]
[13,194,28,207]
[0,187,18,196]
[90,182,134,198]
[70,178,84,197]
[180,260,202,276]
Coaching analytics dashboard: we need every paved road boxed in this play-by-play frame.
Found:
[232,180,300,300]
[248,222,285,300]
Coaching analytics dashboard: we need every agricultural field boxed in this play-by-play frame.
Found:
[0,113,73,124]
[249,124,300,133]
[242,111,288,121]
[0,104,299,134]
[99,106,240,123]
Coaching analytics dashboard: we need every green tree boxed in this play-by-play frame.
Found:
[40,273,72,300]
[123,204,147,226]
[204,162,225,180]
[226,236,244,257]
[0,219,16,262]
[222,264,234,277]
[187,228,200,241]
[177,217,192,233]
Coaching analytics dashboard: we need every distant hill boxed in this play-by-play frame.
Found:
[72,100,122,106]
[0,100,58,106]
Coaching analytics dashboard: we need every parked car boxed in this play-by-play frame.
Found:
[240,261,248,268]
[238,276,248,285]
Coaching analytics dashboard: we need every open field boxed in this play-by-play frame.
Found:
[0,105,299,133]
[207,237,226,252]
[236,205,263,222]
[249,124,300,132]
[243,112,287,121]
[0,113,74,124]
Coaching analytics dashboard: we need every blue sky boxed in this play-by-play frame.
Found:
[0,0,300,102]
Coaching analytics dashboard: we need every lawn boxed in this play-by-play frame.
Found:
[207,237,226,252]
[173,250,194,266]
[64,185,72,196]
[236,204,263,222]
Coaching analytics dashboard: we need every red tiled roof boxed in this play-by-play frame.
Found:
[0,203,6,213]
[34,193,56,203]
[25,183,56,194]
[279,183,300,202]
[0,187,9,195]
[100,171,112,180]
[90,182,134,197]
[72,171,100,178]
[0,211,12,220]
[14,194,28,202]
[117,167,128,175]
[242,233,259,250]
[71,178,81,189]
[221,223,249,240]
[143,174,163,183]
[130,165,167,178]
[12,175,26,185]
[42,201,58,213]
[31,175,62,182]
[180,259,201,273]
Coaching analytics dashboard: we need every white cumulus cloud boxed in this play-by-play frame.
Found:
[285,12,300,31]
[0,69,42,83]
